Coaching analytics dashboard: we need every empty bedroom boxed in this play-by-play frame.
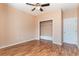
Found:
[0,3,79,56]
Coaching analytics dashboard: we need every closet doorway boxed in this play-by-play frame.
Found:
[40,20,53,43]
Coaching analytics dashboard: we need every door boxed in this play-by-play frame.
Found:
[40,20,52,41]
[63,17,77,44]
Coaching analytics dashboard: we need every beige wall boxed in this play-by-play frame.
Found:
[0,4,8,47]
[36,9,63,45]
[63,8,77,19]
[0,4,36,48]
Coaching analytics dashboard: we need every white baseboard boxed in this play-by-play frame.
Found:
[0,39,36,49]
[40,36,52,40]
[77,45,79,48]
[53,41,62,46]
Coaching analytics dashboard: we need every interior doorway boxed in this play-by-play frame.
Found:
[39,20,53,43]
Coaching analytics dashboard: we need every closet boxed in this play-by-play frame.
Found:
[40,20,53,42]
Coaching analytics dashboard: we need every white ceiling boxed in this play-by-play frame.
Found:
[9,3,78,16]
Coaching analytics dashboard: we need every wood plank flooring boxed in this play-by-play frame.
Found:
[0,40,79,56]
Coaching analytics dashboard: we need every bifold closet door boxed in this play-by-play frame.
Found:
[63,17,77,44]
[40,20,52,41]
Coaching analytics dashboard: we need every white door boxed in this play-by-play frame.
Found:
[63,17,77,44]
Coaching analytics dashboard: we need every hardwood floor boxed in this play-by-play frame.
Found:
[0,40,79,56]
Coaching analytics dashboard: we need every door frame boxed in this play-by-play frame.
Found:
[39,20,53,42]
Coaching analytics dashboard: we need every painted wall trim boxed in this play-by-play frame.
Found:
[0,38,36,49]
[53,41,62,45]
